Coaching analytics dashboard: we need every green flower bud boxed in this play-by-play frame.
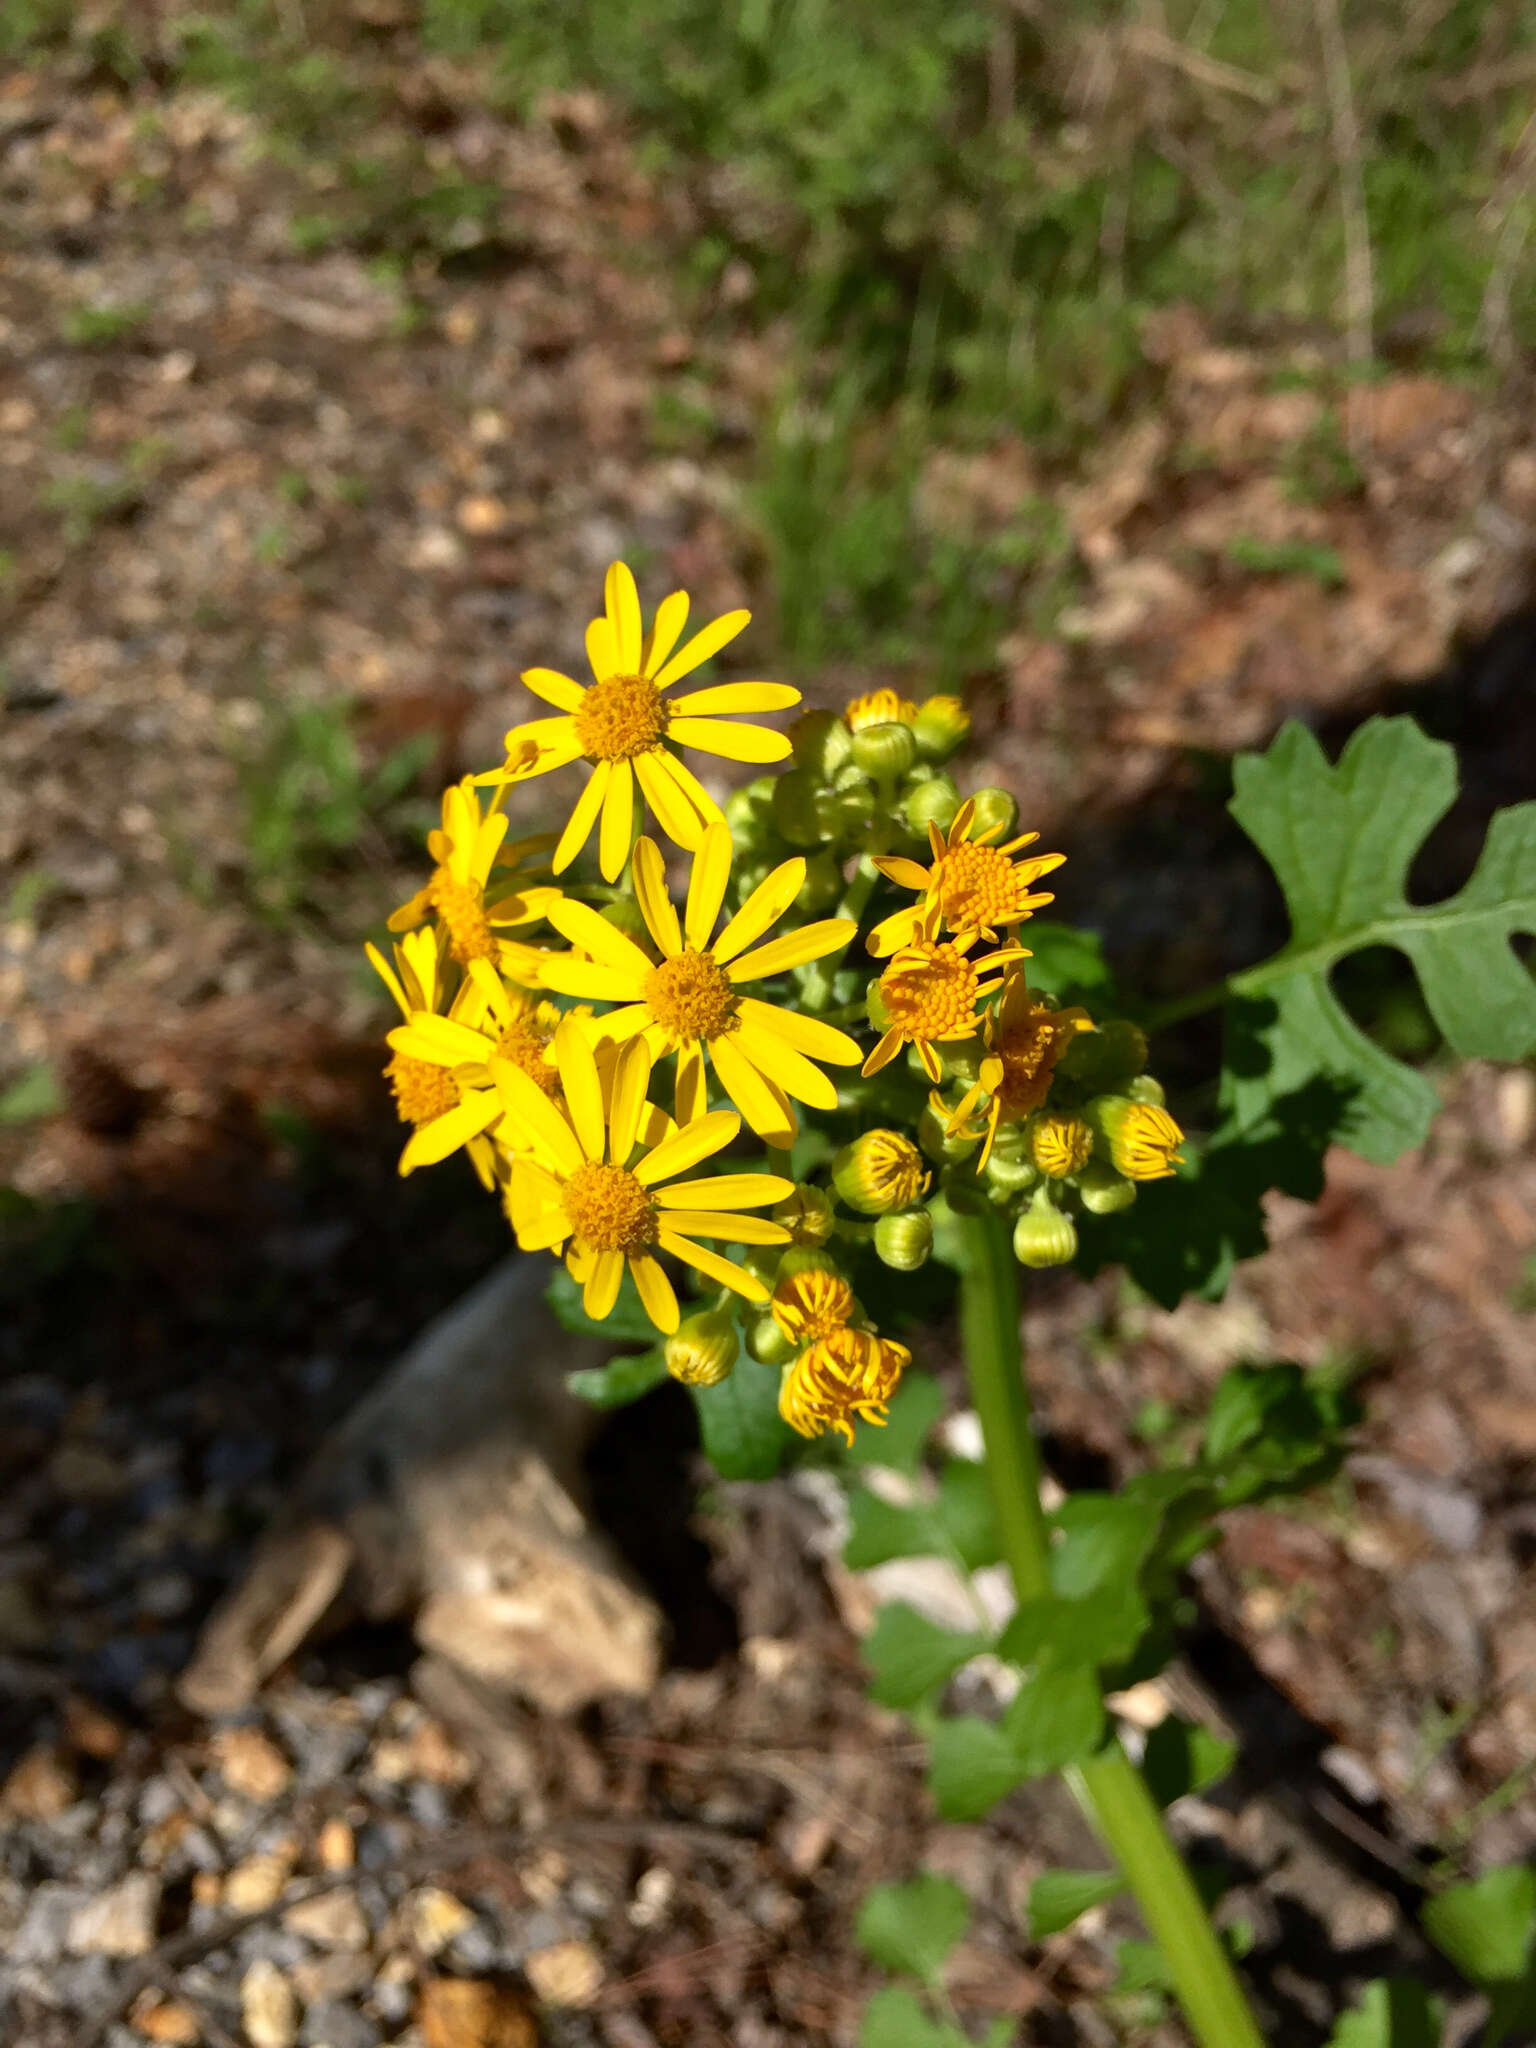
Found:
[832,1129,931,1214]
[866,980,892,1032]
[850,720,917,781]
[746,1314,795,1365]
[772,1183,835,1247]
[1013,1189,1078,1269]
[967,785,1018,842]
[902,772,961,838]
[874,1207,933,1271]
[984,1148,1037,1197]
[665,1310,739,1386]
[1126,1072,1166,1108]
[789,708,853,780]
[1077,1159,1138,1215]
[723,775,777,841]
[912,694,971,763]
[742,1245,785,1288]
[777,1244,844,1284]
[799,848,844,916]
[833,783,878,843]
[772,766,837,848]
[1087,1095,1184,1181]
[987,1119,1032,1165]
[918,1099,978,1165]
[1057,1017,1148,1093]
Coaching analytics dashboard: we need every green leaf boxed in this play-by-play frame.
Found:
[936,1458,1001,1570]
[1017,922,1115,1006]
[855,1872,971,1983]
[1141,1717,1238,1808]
[843,1459,998,1572]
[865,1603,987,1710]
[997,1585,1149,1674]
[566,1346,670,1410]
[1226,717,1536,1164]
[545,1264,657,1343]
[928,1716,1026,1821]
[1001,1665,1105,1778]
[1027,1868,1125,1938]
[1325,1978,1445,2048]
[857,1986,972,2048]
[1113,1938,1173,1994]
[0,1063,61,1124]
[692,1349,793,1480]
[1049,1494,1161,1597]
[845,1368,944,1476]
[1422,1863,1536,1986]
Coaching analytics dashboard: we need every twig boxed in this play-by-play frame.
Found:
[1311,0,1375,381]
[1121,24,1280,106]
[1477,105,1536,372]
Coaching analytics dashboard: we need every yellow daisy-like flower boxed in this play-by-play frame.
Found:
[388,777,561,968]
[846,689,918,732]
[770,1267,855,1346]
[940,972,1095,1168]
[867,796,1065,957]
[779,1326,910,1446]
[484,561,802,882]
[500,1023,794,1332]
[539,823,861,1145]
[863,905,1029,1085]
[367,923,448,1026]
[1093,1097,1185,1181]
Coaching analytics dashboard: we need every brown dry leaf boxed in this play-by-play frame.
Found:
[419,1976,539,2048]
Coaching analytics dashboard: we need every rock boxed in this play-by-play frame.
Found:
[523,1938,603,2009]
[283,1889,369,1950]
[48,1443,128,1501]
[241,1958,298,2048]
[315,1818,355,1872]
[1,1744,78,1820]
[131,1994,201,2045]
[64,1694,127,1759]
[418,1977,538,2048]
[292,1952,373,2003]
[407,1886,475,1957]
[224,1851,295,1913]
[68,1872,160,1957]
[14,1882,93,1965]
[299,2000,380,2048]
[213,1725,294,1802]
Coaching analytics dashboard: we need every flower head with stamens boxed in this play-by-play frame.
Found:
[481,562,802,882]
[779,1327,910,1445]
[387,778,560,967]
[1090,1096,1185,1181]
[538,823,861,1145]
[846,689,918,733]
[939,972,1095,1167]
[499,1023,794,1332]
[868,796,1064,957]
[770,1267,855,1346]
[863,904,1029,1085]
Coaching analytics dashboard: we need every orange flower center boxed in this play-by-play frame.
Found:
[562,1160,658,1254]
[644,948,738,1041]
[880,943,979,1043]
[934,843,1030,933]
[427,869,495,964]
[386,1053,459,1127]
[574,673,670,762]
[494,1007,563,1098]
[992,1005,1075,1119]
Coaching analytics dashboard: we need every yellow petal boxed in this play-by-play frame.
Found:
[521,667,586,712]
[735,996,861,1065]
[653,1210,790,1244]
[643,589,690,678]
[633,1108,740,1186]
[555,1017,605,1162]
[708,1033,797,1145]
[711,857,804,965]
[398,1091,500,1174]
[686,821,733,950]
[862,1027,903,1077]
[536,957,642,1003]
[632,836,682,957]
[634,748,706,851]
[586,614,618,682]
[658,1233,769,1302]
[653,748,725,833]
[628,1254,679,1333]
[490,1060,584,1177]
[366,941,408,1018]
[872,855,932,892]
[726,918,856,983]
[667,682,801,717]
[583,1247,625,1322]
[866,907,923,958]
[653,608,750,688]
[499,715,582,761]
[732,1016,840,1109]
[389,1013,491,1064]
[546,897,656,979]
[552,762,610,874]
[653,1174,796,1209]
[674,1041,708,1126]
[386,887,432,934]
[589,1001,653,1042]
[608,1035,653,1164]
[598,758,635,883]
[508,1161,569,1249]
[605,561,643,672]
[668,716,792,764]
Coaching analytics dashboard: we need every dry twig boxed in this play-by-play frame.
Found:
[1311,0,1375,382]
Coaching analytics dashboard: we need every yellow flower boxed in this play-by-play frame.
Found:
[940,972,1095,1168]
[831,1129,930,1213]
[770,1267,855,1345]
[779,1327,910,1445]
[485,561,801,882]
[863,905,1028,1085]
[539,823,861,1144]
[846,689,917,732]
[1090,1096,1185,1181]
[367,923,449,1025]
[500,1024,794,1332]
[388,778,560,967]
[867,796,1064,957]
[1030,1112,1095,1179]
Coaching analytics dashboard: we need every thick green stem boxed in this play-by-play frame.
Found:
[956,1204,1266,2048]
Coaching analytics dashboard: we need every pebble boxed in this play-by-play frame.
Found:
[283,1888,370,1950]
[131,1994,201,2045]
[418,1976,537,2048]
[292,1952,373,2003]
[523,1938,603,2009]
[213,1725,294,1802]
[241,1958,298,2048]
[299,2000,381,2048]
[1,1744,78,1820]
[68,1871,160,1957]
[407,1886,475,1956]
[224,1850,296,1913]
[316,1817,356,1871]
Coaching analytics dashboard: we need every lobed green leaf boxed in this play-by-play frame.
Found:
[855,1872,971,1984]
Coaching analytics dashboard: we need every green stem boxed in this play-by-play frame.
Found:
[956,1204,1266,2048]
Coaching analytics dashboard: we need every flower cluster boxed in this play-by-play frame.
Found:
[373,563,1183,1446]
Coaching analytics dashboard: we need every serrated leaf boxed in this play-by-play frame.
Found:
[1422,1863,1536,1986]
[1141,1717,1237,1808]
[1325,1978,1446,2048]
[566,1345,670,1409]
[1049,1494,1162,1597]
[1027,1868,1126,1938]
[1001,1664,1105,1778]
[845,1369,944,1476]
[928,1716,1026,1821]
[864,1603,988,1709]
[1226,717,1536,1164]
[855,1872,971,1983]
[997,1585,1149,1674]
[692,1349,793,1480]
[545,1263,657,1343]
[857,1986,971,2048]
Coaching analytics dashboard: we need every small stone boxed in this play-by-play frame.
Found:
[418,1977,538,2048]
[407,1886,475,1957]
[316,1818,355,1872]
[65,1694,127,1759]
[242,1958,298,2048]
[69,1872,160,1957]
[523,1939,603,2009]
[213,1726,294,1803]
[456,494,509,537]
[14,1881,92,1964]
[130,1993,200,2045]
[283,1889,369,1950]
[224,1851,295,1913]
[298,2000,380,2048]
[2,1744,78,1820]
[292,1952,373,2003]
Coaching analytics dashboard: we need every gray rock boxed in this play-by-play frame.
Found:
[299,2001,381,2048]
[68,1871,161,1957]
[14,1882,93,1964]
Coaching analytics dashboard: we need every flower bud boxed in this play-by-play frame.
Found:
[1057,1017,1147,1092]
[799,848,844,917]
[1029,1112,1095,1180]
[846,688,917,733]
[772,1182,835,1247]
[723,775,777,841]
[984,1147,1037,1196]
[874,1207,933,1271]
[777,1244,843,1282]
[665,1310,739,1386]
[832,1129,931,1214]
[902,772,961,838]
[918,1098,978,1165]
[1077,1159,1138,1215]
[789,707,853,780]
[771,1264,854,1343]
[912,694,971,763]
[1126,1072,1166,1108]
[746,1314,795,1365]
[1088,1095,1184,1181]
[772,767,837,848]
[851,720,917,781]
[967,785,1018,842]
[1013,1189,1078,1269]
[833,784,878,844]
